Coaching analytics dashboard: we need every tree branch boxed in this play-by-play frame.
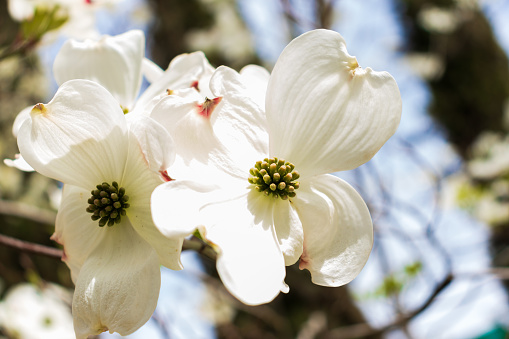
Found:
[324,274,453,339]
[0,233,63,259]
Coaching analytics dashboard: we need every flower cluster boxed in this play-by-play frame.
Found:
[12,29,402,337]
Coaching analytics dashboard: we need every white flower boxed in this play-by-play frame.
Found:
[0,283,74,339]
[5,30,214,171]
[7,0,121,40]
[17,79,183,338]
[53,29,145,112]
[150,29,402,305]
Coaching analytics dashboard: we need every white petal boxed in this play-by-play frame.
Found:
[128,116,176,175]
[266,29,402,176]
[3,154,34,172]
[72,223,160,338]
[294,174,373,286]
[121,127,183,270]
[133,51,214,115]
[12,106,31,137]
[17,79,128,189]
[209,66,269,177]
[239,64,270,109]
[142,57,164,84]
[210,189,286,305]
[273,198,303,266]
[7,0,34,21]
[152,181,286,305]
[53,30,145,109]
[149,95,223,172]
[151,180,223,239]
[52,184,106,283]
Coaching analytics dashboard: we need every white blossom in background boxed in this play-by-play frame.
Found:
[151,29,402,305]
[185,0,256,66]
[4,29,216,171]
[7,0,121,41]
[0,283,74,339]
[445,131,509,227]
[17,79,184,338]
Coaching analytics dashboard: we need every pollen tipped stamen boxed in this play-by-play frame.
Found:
[86,181,130,227]
[248,157,300,199]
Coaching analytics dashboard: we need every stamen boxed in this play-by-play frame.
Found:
[248,157,300,200]
[86,181,130,227]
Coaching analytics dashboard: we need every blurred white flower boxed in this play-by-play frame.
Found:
[151,29,402,305]
[0,283,74,339]
[17,79,183,338]
[468,132,509,180]
[418,6,461,34]
[7,0,121,40]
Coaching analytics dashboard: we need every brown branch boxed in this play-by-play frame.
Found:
[182,236,218,261]
[0,233,63,259]
[280,0,320,30]
[0,199,216,261]
[324,274,453,339]
[0,199,57,225]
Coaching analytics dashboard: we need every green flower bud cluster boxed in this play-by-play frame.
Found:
[248,157,300,200]
[86,181,130,227]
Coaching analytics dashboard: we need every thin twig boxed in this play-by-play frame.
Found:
[324,274,453,339]
[0,233,63,259]
[182,236,218,261]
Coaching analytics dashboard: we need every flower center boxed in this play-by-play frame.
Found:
[248,157,300,200]
[86,181,130,227]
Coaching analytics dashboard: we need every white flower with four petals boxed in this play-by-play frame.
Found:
[151,29,402,304]
[17,79,183,338]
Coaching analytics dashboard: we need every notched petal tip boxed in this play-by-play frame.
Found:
[190,80,200,91]
[159,170,174,182]
[31,103,47,116]
[196,96,223,118]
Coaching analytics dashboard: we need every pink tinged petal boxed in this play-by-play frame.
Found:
[294,174,373,287]
[17,79,128,189]
[53,30,145,110]
[128,116,176,176]
[72,223,161,338]
[120,128,183,270]
[266,29,402,177]
[197,96,223,118]
[208,66,270,177]
[134,51,214,115]
[239,64,270,109]
[204,189,286,305]
[273,198,303,266]
[142,57,164,84]
[3,154,33,172]
[52,184,106,283]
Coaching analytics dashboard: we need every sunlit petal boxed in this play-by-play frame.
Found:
[53,30,145,109]
[72,223,160,338]
[17,79,128,189]
[52,184,106,283]
[295,174,373,286]
[267,29,401,177]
